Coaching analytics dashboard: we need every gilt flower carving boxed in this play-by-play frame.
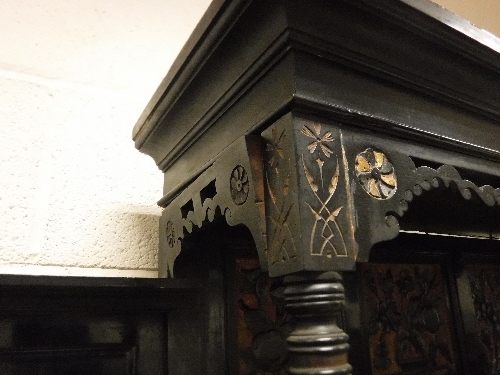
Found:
[301,123,334,158]
[356,148,397,199]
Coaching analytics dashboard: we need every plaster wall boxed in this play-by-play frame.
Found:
[0,0,497,277]
[432,0,500,37]
[0,0,210,277]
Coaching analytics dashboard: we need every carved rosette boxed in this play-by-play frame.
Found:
[356,148,397,199]
[344,132,500,262]
[230,165,250,205]
[158,136,268,277]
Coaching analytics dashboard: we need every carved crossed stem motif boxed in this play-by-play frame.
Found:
[165,221,176,248]
[266,186,295,264]
[301,124,347,258]
[265,127,297,264]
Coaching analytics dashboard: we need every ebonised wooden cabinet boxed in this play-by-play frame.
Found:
[4,3,500,374]
[132,0,500,373]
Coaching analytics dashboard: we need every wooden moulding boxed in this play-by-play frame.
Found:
[133,0,500,201]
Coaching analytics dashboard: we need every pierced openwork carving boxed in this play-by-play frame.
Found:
[354,151,500,262]
[394,164,500,219]
[231,165,250,205]
[356,148,397,199]
[301,123,347,258]
[158,137,268,277]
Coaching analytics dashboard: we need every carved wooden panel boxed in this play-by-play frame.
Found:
[158,136,269,278]
[262,120,301,274]
[360,263,458,375]
[236,259,289,374]
[298,122,351,260]
[466,264,500,375]
[261,116,358,277]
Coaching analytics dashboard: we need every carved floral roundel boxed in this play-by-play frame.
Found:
[230,165,249,205]
[356,148,397,199]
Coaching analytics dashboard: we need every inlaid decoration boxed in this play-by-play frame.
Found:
[356,148,397,199]
[230,165,250,205]
[361,263,457,375]
[301,123,334,183]
[301,123,347,258]
[466,264,500,375]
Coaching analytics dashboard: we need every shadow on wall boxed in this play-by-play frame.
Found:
[90,205,161,271]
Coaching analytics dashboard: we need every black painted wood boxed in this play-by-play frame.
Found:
[284,271,352,375]
[0,276,198,375]
[134,0,500,197]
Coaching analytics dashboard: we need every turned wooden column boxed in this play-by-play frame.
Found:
[261,115,358,374]
[284,271,352,375]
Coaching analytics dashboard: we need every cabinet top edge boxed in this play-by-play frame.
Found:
[132,0,500,157]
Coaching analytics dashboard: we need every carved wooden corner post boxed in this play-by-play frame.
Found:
[261,114,357,374]
[259,113,500,374]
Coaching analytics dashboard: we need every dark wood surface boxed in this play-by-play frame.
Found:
[133,0,500,145]
[343,232,500,375]
[0,276,198,375]
[133,0,500,199]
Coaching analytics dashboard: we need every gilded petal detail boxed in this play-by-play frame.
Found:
[356,155,371,173]
[374,151,385,168]
[380,173,396,187]
[369,179,382,198]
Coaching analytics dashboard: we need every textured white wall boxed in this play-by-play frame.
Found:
[0,0,210,277]
[0,0,497,277]
[432,0,500,37]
